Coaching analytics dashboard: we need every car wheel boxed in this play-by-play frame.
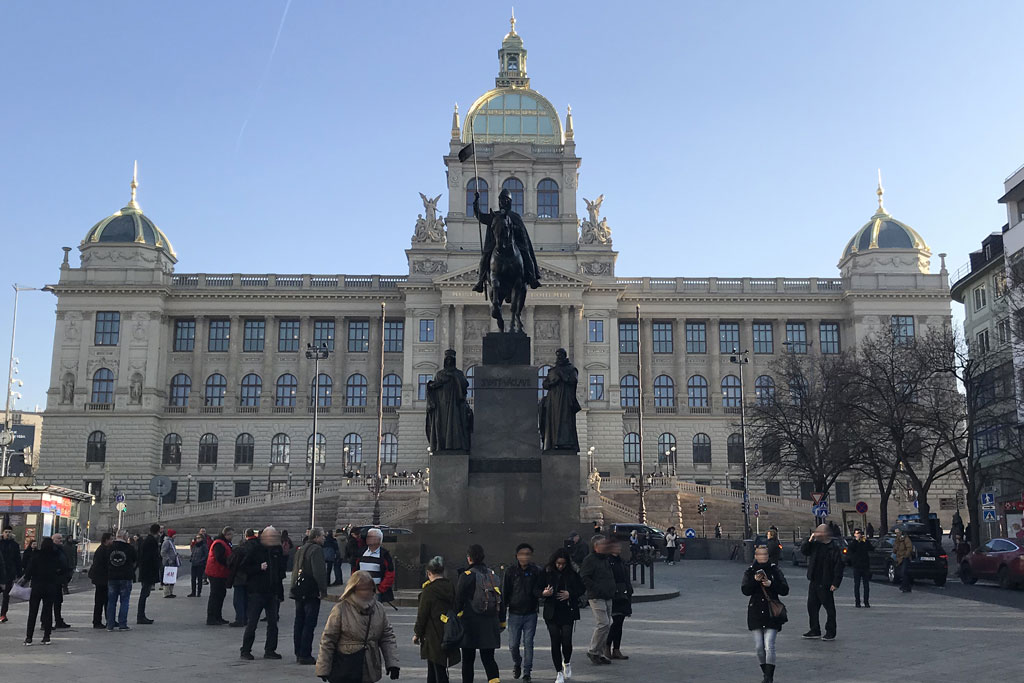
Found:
[933,576,946,587]
[998,566,1012,590]
[887,562,897,584]
[960,563,977,585]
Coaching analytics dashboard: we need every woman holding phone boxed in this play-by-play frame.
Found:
[741,545,789,683]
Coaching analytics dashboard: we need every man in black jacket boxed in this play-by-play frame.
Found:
[88,532,114,628]
[800,524,845,641]
[137,523,162,624]
[230,528,260,627]
[0,526,22,623]
[848,528,874,608]
[50,532,72,628]
[106,530,138,630]
[502,542,543,681]
[580,535,615,665]
[239,526,286,660]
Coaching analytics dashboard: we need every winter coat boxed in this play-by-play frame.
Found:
[89,544,111,586]
[766,537,783,565]
[568,539,588,567]
[501,562,542,618]
[541,566,585,625]
[454,563,502,650]
[241,543,286,598]
[190,538,208,567]
[106,540,137,582]
[0,537,22,579]
[323,535,339,562]
[893,535,913,565]
[316,599,399,682]
[205,536,231,579]
[800,539,844,589]
[580,552,616,601]
[847,538,874,572]
[414,577,460,666]
[22,546,35,572]
[138,534,162,585]
[291,541,329,599]
[23,545,64,591]
[345,535,365,563]
[355,547,396,603]
[741,562,790,631]
[161,537,180,567]
[609,554,633,617]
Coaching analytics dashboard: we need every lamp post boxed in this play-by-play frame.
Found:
[306,341,330,529]
[186,473,193,504]
[2,285,39,477]
[368,303,388,525]
[729,348,750,539]
[634,304,647,524]
[664,445,677,477]
[587,446,596,474]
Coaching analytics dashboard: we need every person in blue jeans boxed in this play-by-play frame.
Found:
[290,527,328,665]
[502,543,543,682]
[105,530,138,631]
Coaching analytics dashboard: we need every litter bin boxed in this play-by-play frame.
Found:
[743,538,755,563]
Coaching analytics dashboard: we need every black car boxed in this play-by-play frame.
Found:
[788,536,849,567]
[351,525,413,541]
[608,523,667,551]
[869,530,948,586]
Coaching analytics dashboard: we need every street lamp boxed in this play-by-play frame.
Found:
[2,285,39,477]
[368,302,387,525]
[729,348,750,539]
[634,304,648,524]
[587,446,596,474]
[630,472,654,520]
[305,341,330,529]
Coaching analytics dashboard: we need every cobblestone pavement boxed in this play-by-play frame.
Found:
[1,560,1017,682]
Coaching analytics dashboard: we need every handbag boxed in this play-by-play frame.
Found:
[329,611,372,683]
[440,609,464,651]
[10,581,31,602]
[760,584,787,623]
[162,566,178,585]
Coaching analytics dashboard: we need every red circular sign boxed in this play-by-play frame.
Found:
[855,501,868,514]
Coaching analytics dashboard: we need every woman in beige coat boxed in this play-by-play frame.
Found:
[317,570,400,682]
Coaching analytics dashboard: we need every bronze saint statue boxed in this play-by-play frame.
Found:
[426,349,473,453]
[539,348,581,452]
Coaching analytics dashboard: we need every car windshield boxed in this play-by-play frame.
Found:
[911,538,939,550]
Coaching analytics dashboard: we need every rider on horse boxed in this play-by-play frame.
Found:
[472,188,542,292]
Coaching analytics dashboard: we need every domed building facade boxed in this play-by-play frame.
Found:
[37,19,955,532]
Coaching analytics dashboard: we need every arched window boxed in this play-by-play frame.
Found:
[91,368,114,404]
[654,375,675,407]
[86,430,106,463]
[198,433,218,465]
[162,433,182,465]
[537,178,559,218]
[789,377,808,406]
[240,373,262,407]
[343,433,362,464]
[204,373,227,407]
[502,177,525,214]
[345,373,367,407]
[311,374,333,407]
[270,433,290,464]
[466,366,477,400]
[623,432,641,463]
[692,433,712,464]
[306,433,326,465]
[382,374,402,408]
[620,374,639,408]
[381,433,398,464]
[537,365,552,399]
[275,374,297,407]
[235,433,255,465]
[727,433,745,464]
[169,373,191,407]
[687,375,708,407]
[721,375,741,408]
[658,433,677,464]
[466,177,488,215]
[755,375,775,405]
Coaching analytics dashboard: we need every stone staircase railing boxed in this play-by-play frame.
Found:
[600,478,804,511]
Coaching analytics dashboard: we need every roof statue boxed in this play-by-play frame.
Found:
[580,194,612,245]
[412,192,446,244]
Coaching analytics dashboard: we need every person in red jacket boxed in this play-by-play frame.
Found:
[205,527,234,625]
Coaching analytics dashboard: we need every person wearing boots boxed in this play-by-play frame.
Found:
[848,528,874,607]
[606,540,632,661]
[137,523,162,624]
[742,545,789,683]
[799,524,844,641]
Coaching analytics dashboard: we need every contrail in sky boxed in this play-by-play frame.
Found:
[236,0,293,152]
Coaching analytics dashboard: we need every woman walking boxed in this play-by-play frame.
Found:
[741,545,789,683]
[316,570,400,682]
[414,556,460,683]
[606,541,632,660]
[22,537,65,645]
[665,527,679,565]
[541,548,585,683]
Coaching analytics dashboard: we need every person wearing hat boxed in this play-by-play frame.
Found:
[161,529,180,598]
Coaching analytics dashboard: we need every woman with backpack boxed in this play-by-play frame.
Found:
[541,548,585,683]
[414,555,460,683]
[455,544,501,683]
[741,545,789,683]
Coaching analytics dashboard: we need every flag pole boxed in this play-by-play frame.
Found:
[470,121,488,301]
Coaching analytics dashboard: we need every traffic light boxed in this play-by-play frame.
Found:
[697,502,708,515]
[741,501,747,514]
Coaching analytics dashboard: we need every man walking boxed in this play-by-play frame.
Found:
[848,528,874,607]
[0,526,22,623]
[800,524,844,641]
[88,532,113,628]
[239,526,286,661]
[503,543,542,682]
[580,535,615,665]
[137,523,162,624]
[893,528,914,593]
[206,526,234,625]
[455,543,503,683]
[106,530,137,631]
[355,528,396,604]
[230,528,259,626]
[51,532,72,629]
[290,526,328,665]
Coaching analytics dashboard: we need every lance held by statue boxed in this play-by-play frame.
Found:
[539,348,581,452]
[425,349,473,453]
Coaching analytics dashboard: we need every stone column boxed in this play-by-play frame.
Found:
[440,304,451,352]
[261,316,276,408]
[228,315,241,406]
[608,310,619,405]
[560,305,570,349]
[454,304,465,366]
[190,315,206,408]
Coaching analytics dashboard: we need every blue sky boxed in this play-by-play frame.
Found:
[1,1,1022,410]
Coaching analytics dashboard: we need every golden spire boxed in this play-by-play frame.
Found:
[875,168,887,215]
[128,160,140,210]
[510,7,516,35]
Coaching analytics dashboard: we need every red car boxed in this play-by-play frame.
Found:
[960,538,1024,589]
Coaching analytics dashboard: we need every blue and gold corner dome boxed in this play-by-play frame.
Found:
[841,180,928,261]
[81,167,176,258]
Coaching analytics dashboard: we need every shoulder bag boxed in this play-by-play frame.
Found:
[760,583,787,623]
[329,611,373,683]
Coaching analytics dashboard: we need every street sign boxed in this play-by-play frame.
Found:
[955,491,966,508]
[684,528,697,539]
[149,476,173,497]
[855,501,868,514]
[115,492,125,504]
[754,509,759,518]
[913,500,919,509]
[981,492,996,506]
[1003,501,1024,512]
[0,429,14,446]
[699,496,705,505]
[811,492,824,505]
[983,509,998,522]
[939,498,956,511]
[115,502,127,513]
[812,501,830,517]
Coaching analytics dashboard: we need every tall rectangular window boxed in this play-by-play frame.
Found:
[977,329,991,353]
[891,315,915,344]
[243,319,265,352]
[819,322,840,354]
[588,320,604,343]
[719,322,740,354]
[973,286,987,312]
[419,319,435,342]
[348,320,370,352]
[174,319,195,352]
[198,482,215,503]
[618,321,638,353]
[314,319,335,352]
[785,322,808,354]
[94,312,120,346]
[835,481,851,503]
[234,481,251,498]
[384,321,404,352]
[278,319,300,352]
[652,321,673,354]
[753,322,774,354]
[765,481,781,497]
[208,319,230,352]
[685,322,706,354]
[418,374,433,401]
[589,374,605,401]
[799,481,814,501]
[997,318,1011,345]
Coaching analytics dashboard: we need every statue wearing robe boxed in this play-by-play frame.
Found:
[539,348,581,452]
[426,350,473,453]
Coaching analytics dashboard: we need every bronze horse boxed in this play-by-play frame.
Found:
[487,213,526,333]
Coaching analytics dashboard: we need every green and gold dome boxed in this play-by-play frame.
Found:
[81,163,176,258]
